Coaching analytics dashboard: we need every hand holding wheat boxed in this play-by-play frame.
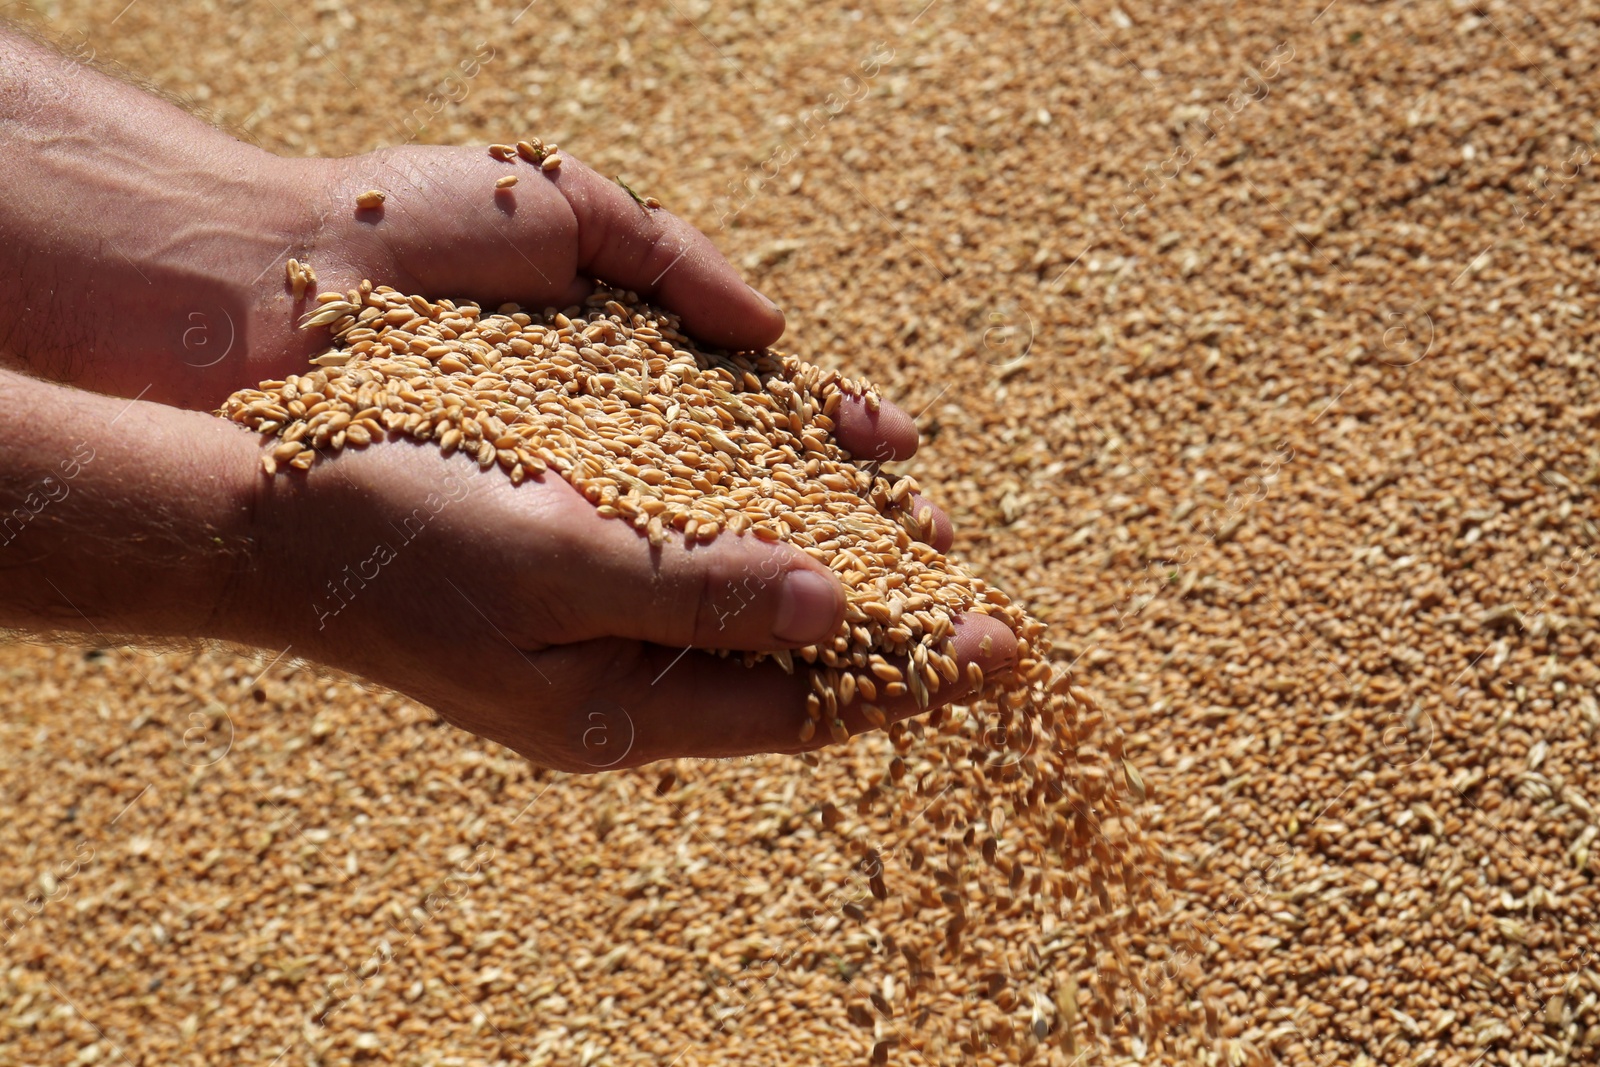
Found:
[0,18,993,766]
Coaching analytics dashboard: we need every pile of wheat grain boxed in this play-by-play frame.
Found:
[16,1,1599,1064]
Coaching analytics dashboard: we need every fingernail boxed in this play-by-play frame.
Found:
[749,285,781,313]
[773,569,840,644]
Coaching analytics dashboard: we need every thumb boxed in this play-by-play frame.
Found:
[546,494,844,650]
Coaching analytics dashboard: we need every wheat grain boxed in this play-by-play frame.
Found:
[286,258,308,300]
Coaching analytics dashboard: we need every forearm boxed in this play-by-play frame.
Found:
[0,23,309,405]
[0,367,263,642]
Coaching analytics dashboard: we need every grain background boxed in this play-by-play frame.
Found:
[3,0,1600,1064]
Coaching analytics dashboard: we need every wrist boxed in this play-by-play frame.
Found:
[210,422,319,653]
[217,429,377,662]
[0,370,268,643]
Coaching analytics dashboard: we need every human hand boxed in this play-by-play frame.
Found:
[0,25,773,400]
[233,427,1013,772]
[0,355,1002,773]
[0,44,940,466]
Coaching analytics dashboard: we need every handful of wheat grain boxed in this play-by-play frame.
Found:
[223,282,1056,746]
[218,281,1182,1059]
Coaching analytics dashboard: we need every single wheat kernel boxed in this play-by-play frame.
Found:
[286,258,307,300]
[355,189,386,209]
[495,175,518,189]
[870,661,903,683]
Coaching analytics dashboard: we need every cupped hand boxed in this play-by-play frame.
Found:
[241,425,1013,772]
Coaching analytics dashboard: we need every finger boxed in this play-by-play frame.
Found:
[839,612,1018,735]
[546,158,786,350]
[575,611,1020,766]
[540,482,844,650]
[834,395,919,462]
[906,494,954,553]
[542,476,950,641]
